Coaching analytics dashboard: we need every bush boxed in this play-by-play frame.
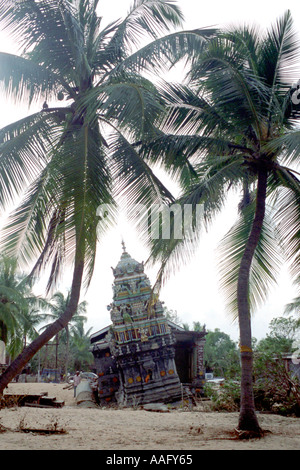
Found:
[204,380,240,412]
[253,352,300,416]
[203,350,300,416]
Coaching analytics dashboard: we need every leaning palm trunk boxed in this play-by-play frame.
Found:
[237,168,268,434]
[0,252,84,394]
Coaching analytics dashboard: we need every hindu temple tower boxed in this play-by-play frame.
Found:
[90,243,206,406]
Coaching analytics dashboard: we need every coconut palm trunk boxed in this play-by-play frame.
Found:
[237,167,268,434]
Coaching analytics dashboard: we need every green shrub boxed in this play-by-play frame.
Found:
[253,352,300,416]
[204,380,240,412]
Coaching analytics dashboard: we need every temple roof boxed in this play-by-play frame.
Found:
[112,241,144,279]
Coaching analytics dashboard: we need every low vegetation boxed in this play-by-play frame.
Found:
[204,353,300,417]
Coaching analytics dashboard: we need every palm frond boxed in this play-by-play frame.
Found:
[259,10,300,132]
[188,36,274,141]
[222,24,261,76]
[0,52,57,104]
[0,112,60,208]
[269,169,300,283]
[264,129,300,167]
[259,10,300,90]
[105,0,184,56]
[218,200,283,319]
[147,232,201,295]
[138,133,199,190]
[156,81,235,137]
[0,1,79,72]
[284,295,300,316]
[103,27,216,78]
[0,118,115,292]
[0,285,28,312]
[145,156,245,290]
[108,129,174,206]
[82,73,164,140]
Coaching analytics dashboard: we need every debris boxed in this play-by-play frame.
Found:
[3,392,64,408]
[76,380,98,408]
[20,427,67,435]
[234,427,269,439]
[63,384,73,390]
[0,423,8,433]
[142,403,170,412]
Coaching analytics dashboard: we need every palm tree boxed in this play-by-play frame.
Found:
[142,11,300,435]
[11,303,47,357]
[0,255,43,358]
[70,322,94,371]
[0,0,211,393]
[41,291,88,375]
[0,255,27,345]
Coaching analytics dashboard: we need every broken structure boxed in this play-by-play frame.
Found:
[90,244,206,406]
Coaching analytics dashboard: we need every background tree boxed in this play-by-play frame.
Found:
[0,255,29,348]
[256,316,299,355]
[204,329,240,378]
[0,255,47,359]
[0,0,210,392]
[40,291,88,376]
[31,321,93,376]
[181,321,205,331]
[69,322,94,372]
[162,306,183,325]
[253,342,300,415]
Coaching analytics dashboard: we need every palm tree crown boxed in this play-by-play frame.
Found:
[145,11,299,309]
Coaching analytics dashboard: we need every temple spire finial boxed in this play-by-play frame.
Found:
[121,239,126,253]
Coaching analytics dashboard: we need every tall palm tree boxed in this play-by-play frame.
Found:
[141,11,300,435]
[0,0,211,393]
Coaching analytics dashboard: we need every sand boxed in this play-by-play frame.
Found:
[0,382,299,451]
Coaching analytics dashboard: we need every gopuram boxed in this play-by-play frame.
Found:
[90,243,207,406]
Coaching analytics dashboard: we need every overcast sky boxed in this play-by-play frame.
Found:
[0,0,299,342]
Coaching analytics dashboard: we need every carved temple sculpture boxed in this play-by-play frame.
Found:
[89,243,207,406]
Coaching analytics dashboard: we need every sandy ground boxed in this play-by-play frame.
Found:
[0,382,299,451]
